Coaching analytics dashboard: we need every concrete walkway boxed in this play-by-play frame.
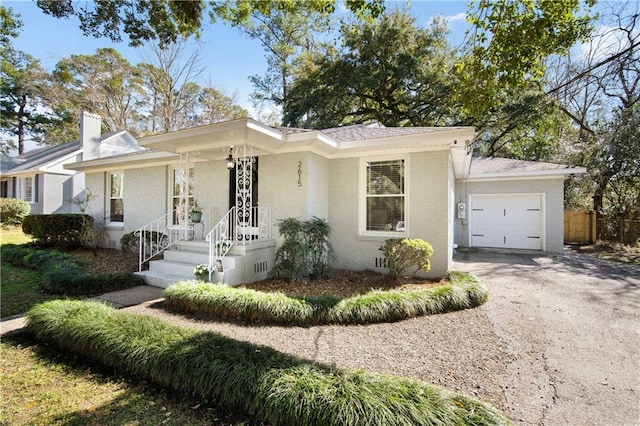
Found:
[0,285,164,337]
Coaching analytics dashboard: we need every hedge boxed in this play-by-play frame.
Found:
[163,271,489,325]
[27,300,510,426]
[22,214,92,248]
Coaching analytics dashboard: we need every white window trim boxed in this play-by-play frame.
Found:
[107,171,124,223]
[18,176,35,203]
[359,155,409,238]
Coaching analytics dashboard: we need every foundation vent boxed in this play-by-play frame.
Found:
[374,257,388,269]
[254,261,268,274]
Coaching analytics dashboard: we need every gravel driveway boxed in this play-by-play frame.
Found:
[455,249,640,426]
[123,249,639,425]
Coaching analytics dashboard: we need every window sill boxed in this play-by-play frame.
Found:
[104,223,124,230]
[358,232,407,242]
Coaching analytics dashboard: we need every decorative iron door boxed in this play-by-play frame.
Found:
[229,146,258,242]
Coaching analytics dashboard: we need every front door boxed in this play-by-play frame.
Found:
[229,156,258,241]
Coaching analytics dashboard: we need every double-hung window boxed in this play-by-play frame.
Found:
[18,176,34,203]
[109,172,124,222]
[363,158,406,234]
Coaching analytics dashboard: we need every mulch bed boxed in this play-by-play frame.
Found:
[243,269,444,297]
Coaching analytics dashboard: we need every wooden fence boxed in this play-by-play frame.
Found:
[564,211,596,244]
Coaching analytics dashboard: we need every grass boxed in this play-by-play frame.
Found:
[163,270,489,325]
[0,225,33,245]
[0,337,251,425]
[0,263,60,318]
[25,300,510,426]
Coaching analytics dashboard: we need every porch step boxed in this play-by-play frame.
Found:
[134,271,186,289]
[149,256,239,278]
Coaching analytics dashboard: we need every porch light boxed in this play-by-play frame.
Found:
[226,148,234,169]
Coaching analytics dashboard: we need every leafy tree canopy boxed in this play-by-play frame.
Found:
[36,0,384,47]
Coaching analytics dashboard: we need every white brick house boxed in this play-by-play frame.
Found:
[66,118,585,287]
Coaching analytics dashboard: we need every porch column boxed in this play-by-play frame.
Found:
[235,144,254,244]
[178,152,195,227]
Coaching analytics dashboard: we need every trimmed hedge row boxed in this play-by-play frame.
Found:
[26,300,509,426]
[22,214,91,248]
[1,244,143,296]
[163,271,489,325]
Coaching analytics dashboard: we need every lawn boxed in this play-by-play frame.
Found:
[0,336,251,425]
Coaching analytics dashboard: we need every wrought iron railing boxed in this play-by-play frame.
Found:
[206,206,272,280]
[135,208,188,271]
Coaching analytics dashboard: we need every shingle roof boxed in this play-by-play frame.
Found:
[319,122,470,143]
[1,142,81,174]
[470,156,575,174]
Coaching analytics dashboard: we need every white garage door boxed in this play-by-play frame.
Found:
[470,194,543,250]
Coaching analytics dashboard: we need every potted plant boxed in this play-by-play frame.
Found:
[190,201,203,223]
[193,264,210,281]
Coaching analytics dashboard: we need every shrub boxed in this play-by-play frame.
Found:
[43,271,145,295]
[163,271,488,325]
[0,198,31,225]
[270,217,336,282]
[27,300,509,426]
[379,238,434,278]
[120,230,167,256]
[22,214,93,248]
[1,244,85,272]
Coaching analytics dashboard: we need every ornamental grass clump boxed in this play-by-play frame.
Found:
[163,271,489,325]
[26,300,510,426]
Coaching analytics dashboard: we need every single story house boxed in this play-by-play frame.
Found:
[0,112,142,215]
[65,118,585,287]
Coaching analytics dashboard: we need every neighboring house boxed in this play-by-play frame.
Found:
[0,112,143,215]
[65,118,585,287]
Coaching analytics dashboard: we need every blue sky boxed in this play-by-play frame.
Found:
[6,0,470,114]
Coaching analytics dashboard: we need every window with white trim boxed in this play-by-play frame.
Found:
[18,176,34,203]
[171,167,194,224]
[364,158,406,233]
[109,172,124,222]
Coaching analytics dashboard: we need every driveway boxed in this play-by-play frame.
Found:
[455,249,640,426]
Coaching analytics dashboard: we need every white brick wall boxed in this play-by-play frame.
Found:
[194,159,230,226]
[125,166,168,232]
[328,151,451,278]
[454,178,565,253]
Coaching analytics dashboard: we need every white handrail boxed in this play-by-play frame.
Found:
[135,208,189,271]
[205,206,272,281]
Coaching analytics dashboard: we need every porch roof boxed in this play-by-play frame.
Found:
[135,118,476,177]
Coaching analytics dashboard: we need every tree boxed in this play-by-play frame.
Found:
[52,48,145,134]
[0,6,57,154]
[283,11,459,128]
[35,0,384,47]
[221,4,330,118]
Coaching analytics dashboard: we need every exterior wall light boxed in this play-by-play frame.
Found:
[226,148,234,169]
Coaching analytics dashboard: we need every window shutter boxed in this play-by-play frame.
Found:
[34,174,39,203]
[12,177,16,197]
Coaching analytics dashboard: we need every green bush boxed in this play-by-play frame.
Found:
[270,217,336,282]
[1,244,85,272]
[164,271,488,325]
[22,214,93,248]
[27,300,509,426]
[1,244,140,296]
[44,271,145,296]
[0,198,31,225]
[379,238,434,278]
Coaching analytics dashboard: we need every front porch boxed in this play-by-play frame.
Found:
[135,238,276,288]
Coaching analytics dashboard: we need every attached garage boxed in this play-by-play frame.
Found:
[454,157,587,254]
[470,194,543,250]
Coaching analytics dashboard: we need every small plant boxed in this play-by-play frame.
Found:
[194,264,211,275]
[270,217,336,282]
[379,238,434,278]
[191,201,203,213]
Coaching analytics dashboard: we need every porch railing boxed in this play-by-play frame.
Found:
[135,208,189,271]
[206,206,272,280]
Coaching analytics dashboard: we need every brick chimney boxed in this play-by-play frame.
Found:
[81,112,102,161]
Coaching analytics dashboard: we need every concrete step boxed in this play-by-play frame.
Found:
[134,271,186,289]
[164,249,210,264]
